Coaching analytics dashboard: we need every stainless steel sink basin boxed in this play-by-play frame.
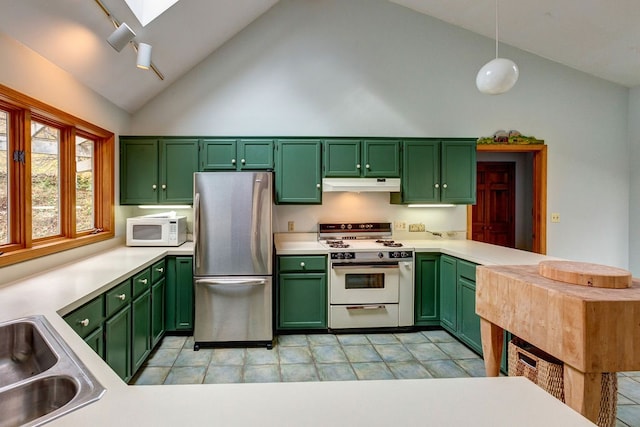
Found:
[0,316,105,427]
[0,321,58,387]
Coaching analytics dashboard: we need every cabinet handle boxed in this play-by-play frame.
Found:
[116,293,126,301]
[442,183,448,189]
[139,278,148,284]
[231,159,236,164]
[241,159,246,164]
[162,184,166,190]
[365,164,370,169]
[356,163,361,169]
[434,183,440,189]
[155,267,164,273]
[316,183,321,189]
[300,262,305,268]
[152,184,157,190]
[79,318,90,327]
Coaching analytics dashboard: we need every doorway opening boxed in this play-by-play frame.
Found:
[466,144,547,254]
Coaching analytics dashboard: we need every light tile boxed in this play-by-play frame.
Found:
[164,366,206,384]
[455,359,486,377]
[279,346,313,364]
[373,344,415,362]
[405,343,449,361]
[183,336,195,349]
[173,349,213,367]
[244,364,280,383]
[394,332,430,344]
[277,334,308,347]
[311,345,348,364]
[145,348,180,367]
[616,404,640,427]
[281,364,319,382]
[131,367,171,385]
[158,336,187,349]
[204,366,243,384]
[366,333,400,345]
[317,364,357,381]
[211,348,246,366]
[421,330,456,343]
[619,377,640,404]
[352,362,394,380]
[423,360,470,378]
[436,342,478,359]
[343,345,382,363]
[308,334,339,346]
[387,362,433,379]
[618,393,637,406]
[246,347,279,365]
[336,334,369,346]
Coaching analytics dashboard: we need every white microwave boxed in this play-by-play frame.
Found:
[126,216,187,247]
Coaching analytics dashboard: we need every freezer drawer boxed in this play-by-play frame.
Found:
[194,276,273,346]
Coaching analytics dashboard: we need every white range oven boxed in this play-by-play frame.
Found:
[319,223,414,329]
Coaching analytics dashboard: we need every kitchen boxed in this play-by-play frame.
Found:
[0,0,639,426]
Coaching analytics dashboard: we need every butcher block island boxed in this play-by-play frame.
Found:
[476,262,640,425]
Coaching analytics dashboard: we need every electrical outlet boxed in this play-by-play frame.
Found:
[409,223,426,232]
[551,213,560,223]
[394,221,406,231]
[288,221,295,231]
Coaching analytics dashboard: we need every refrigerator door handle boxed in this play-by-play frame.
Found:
[194,192,200,269]
[197,278,267,287]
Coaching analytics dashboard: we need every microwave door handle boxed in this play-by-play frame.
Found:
[194,192,200,269]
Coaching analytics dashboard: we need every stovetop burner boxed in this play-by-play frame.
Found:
[376,239,403,247]
[326,239,350,248]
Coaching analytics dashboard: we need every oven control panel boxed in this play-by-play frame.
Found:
[330,251,413,262]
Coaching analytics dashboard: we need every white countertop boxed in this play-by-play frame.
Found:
[0,239,591,426]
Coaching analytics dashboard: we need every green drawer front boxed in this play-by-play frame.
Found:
[458,260,477,281]
[106,279,132,317]
[279,256,326,272]
[65,296,104,339]
[132,268,151,297]
[151,259,166,283]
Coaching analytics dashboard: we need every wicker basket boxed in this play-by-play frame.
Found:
[508,338,617,427]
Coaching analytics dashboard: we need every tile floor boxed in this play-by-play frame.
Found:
[131,330,640,427]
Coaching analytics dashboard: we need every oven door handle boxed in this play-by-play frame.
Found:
[331,262,399,269]
[346,305,387,310]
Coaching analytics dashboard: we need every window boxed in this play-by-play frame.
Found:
[0,84,114,267]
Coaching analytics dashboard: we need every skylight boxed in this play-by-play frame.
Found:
[124,0,180,26]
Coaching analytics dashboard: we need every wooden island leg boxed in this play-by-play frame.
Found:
[480,317,504,377]
[563,365,603,424]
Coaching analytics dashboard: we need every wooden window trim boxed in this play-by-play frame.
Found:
[0,84,114,267]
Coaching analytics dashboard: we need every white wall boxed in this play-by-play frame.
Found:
[130,0,631,269]
[629,88,640,276]
[0,32,131,285]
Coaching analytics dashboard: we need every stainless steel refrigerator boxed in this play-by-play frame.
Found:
[192,172,273,349]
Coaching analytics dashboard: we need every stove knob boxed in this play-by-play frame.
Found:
[340,224,346,229]
[359,224,366,229]
[345,252,354,259]
[378,252,384,259]
[347,224,352,229]
[402,251,411,258]
[336,252,345,259]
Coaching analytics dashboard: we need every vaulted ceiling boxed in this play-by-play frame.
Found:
[1,0,638,113]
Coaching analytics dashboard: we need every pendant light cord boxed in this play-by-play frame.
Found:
[495,0,499,59]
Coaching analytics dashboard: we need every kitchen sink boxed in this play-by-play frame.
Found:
[0,316,105,427]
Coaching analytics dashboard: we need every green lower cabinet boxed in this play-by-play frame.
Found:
[278,273,327,329]
[439,255,458,333]
[132,289,152,373]
[165,256,194,331]
[151,277,166,347]
[457,276,482,354]
[84,326,104,359]
[414,253,440,326]
[105,305,132,382]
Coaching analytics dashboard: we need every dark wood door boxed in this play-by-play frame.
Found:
[472,162,515,247]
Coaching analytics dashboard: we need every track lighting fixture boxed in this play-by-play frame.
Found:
[136,43,152,69]
[107,22,136,52]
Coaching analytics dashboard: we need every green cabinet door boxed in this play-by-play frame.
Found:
[458,277,482,354]
[238,139,274,170]
[275,140,322,204]
[132,289,151,373]
[105,305,131,382]
[440,140,477,204]
[393,140,439,204]
[200,138,237,170]
[362,140,400,177]
[151,277,166,348]
[84,326,104,359]
[414,253,440,326]
[439,255,457,333]
[323,139,361,177]
[165,256,194,331]
[120,138,159,204]
[160,139,198,204]
[278,273,327,329]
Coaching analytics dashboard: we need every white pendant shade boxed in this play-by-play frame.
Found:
[136,43,152,69]
[107,22,136,52]
[476,58,519,95]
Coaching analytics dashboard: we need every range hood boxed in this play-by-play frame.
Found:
[322,177,401,192]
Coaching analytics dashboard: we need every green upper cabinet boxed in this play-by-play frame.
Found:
[323,139,400,178]
[391,139,476,204]
[200,138,273,171]
[120,137,198,205]
[275,139,322,204]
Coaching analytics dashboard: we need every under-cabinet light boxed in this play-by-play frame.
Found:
[407,204,455,208]
[137,205,191,209]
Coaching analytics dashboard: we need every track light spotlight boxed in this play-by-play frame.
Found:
[107,22,136,52]
[136,43,152,69]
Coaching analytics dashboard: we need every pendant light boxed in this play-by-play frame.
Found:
[476,0,519,95]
